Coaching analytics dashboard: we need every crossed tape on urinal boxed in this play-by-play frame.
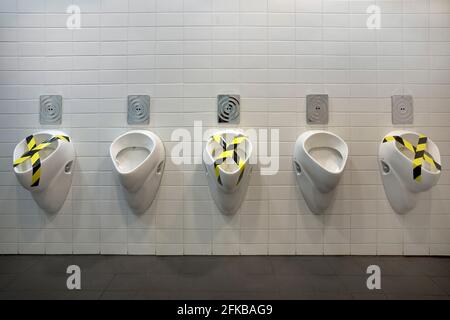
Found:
[13,135,70,187]
[383,134,442,182]
[211,134,248,186]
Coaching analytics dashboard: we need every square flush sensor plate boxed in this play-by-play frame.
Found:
[40,95,63,125]
[307,94,329,125]
[218,94,240,124]
[128,95,150,125]
[392,95,414,125]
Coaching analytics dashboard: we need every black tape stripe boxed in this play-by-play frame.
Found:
[32,160,41,174]
[413,166,422,180]
[415,150,425,159]
[418,137,428,145]
[31,178,40,187]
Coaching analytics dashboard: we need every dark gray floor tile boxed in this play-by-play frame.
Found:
[80,273,114,291]
[233,274,278,293]
[143,275,181,292]
[25,256,73,274]
[0,256,38,274]
[146,257,186,275]
[175,273,247,292]
[0,274,16,291]
[382,276,447,296]
[176,256,236,276]
[309,276,348,294]
[231,256,274,275]
[275,275,317,294]
[0,290,102,300]
[47,290,103,300]
[6,273,68,291]
[340,275,385,293]
[313,293,353,300]
[0,255,448,300]
[352,293,388,300]
[324,256,367,275]
[101,291,138,300]
[387,294,450,300]
[431,277,450,295]
[271,257,335,276]
[135,291,173,300]
[106,274,148,291]
[171,291,279,300]
[70,255,124,274]
[276,292,317,300]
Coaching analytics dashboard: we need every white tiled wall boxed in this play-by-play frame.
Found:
[0,0,449,255]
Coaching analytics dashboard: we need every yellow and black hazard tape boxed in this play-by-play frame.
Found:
[211,134,248,186]
[383,134,442,182]
[13,135,70,187]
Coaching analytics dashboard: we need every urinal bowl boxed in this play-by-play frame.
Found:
[379,130,441,214]
[110,130,165,214]
[293,130,348,214]
[203,130,253,215]
[13,130,75,214]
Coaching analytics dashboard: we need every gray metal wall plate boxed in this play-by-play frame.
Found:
[128,95,150,125]
[40,95,62,125]
[392,95,414,125]
[307,94,329,125]
[218,94,240,124]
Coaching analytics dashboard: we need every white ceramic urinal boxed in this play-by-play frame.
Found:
[203,130,253,215]
[110,130,165,214]
[379,130,441,214]
[13,130,75,213]
[293,130,348,214]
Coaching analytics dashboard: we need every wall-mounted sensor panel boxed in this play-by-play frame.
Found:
[218,94,240,124]
[128,95,150,125]
[307,94,328,125]
[392,95,413,125]
[40,95,62,125]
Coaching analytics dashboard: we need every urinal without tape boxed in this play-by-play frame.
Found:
[379,130,442,214]
[203,130,253,215]
[110,130,165,214]
[13,130,75,213]
[293,130,348,214]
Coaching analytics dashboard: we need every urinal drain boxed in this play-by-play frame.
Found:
[218,95,240,124]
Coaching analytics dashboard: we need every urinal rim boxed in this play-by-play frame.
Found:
[204,129,253,176]
[382,130,441,176]
[299,130,349,175]
[110,130,160,176]
[13,130,72,176]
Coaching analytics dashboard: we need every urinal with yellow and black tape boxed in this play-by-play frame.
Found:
[379,130,442,214]
[203,130,253,215]
[13,130,75,213]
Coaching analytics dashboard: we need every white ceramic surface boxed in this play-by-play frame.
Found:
[203,130,253,215]
[293,130,348,214]
[110,130,165,214]
[13,130,75,214]
[379,130,441,214]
